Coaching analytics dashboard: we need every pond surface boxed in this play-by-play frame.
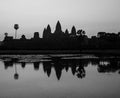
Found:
[0,54,120,98]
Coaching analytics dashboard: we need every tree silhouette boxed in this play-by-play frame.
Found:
[20,35,26,40]
[77,29,85,36]
[4,32,8,37]
[14,24,19,39]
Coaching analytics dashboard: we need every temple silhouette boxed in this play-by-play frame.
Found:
[0,21,88,50]
[1,21,120,51]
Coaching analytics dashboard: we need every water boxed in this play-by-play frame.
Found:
[0,54,120,98]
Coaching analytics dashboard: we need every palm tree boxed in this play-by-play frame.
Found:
[4,32,8,37]
[14,24,19,39]
[14,63,19,80]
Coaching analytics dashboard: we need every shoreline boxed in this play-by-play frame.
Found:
[0,50,81,55]
[0,50,120,55]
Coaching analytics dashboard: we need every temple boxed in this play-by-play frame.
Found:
[1,21,120,51]
[1,21,88,50]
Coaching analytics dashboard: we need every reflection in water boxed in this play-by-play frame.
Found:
[14,63,19,80]
[33,62,40,70]
[97,59,120,74]
[21,62,26,68]
[0,55,120,98]
[2,57,120,80]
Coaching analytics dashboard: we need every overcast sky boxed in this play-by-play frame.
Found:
[0,0,120,40]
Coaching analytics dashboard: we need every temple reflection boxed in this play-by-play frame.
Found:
[21,62,26,69]
[33,62,40,70]
[2,58,120,80]
[4,61,14,69]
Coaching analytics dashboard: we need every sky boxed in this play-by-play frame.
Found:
[0,0,120,40]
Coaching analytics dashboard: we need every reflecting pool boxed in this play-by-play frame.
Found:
[0,54,120,98]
